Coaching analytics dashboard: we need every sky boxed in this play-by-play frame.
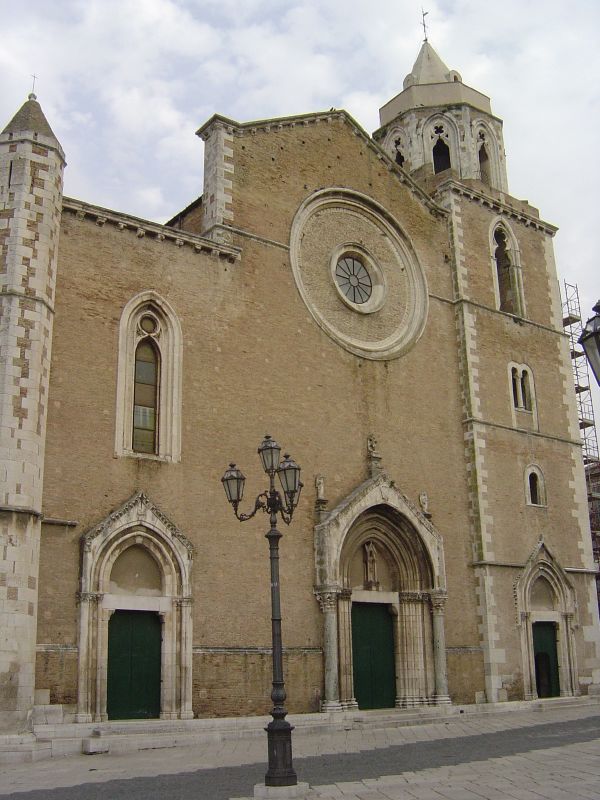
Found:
[1,0,599,418]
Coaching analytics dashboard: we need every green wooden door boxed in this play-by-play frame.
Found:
[351,603,396,709]
[107,610,161,719]
[532,622,560,698]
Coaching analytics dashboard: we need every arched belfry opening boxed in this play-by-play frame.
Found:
[314,474,449,711]
[478,143,490,184]
[433,137,451,173]
[515,541,577,700]
[76,492,194,722]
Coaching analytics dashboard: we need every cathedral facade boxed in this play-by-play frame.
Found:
[1,42,599,737]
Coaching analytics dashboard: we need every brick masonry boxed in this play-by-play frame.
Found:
[1,50,599,729]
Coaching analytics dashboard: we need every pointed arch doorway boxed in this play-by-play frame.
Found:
[314,474,450,711]
[76,493,194,722]
[516,541,578,700]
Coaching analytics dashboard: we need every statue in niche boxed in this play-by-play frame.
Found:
[363,540,379,589]
[315,474,326,501]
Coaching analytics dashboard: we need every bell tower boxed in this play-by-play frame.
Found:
[374,42,509,193]
[0,94,65,732]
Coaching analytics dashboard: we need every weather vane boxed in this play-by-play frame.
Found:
[421,8,429,42]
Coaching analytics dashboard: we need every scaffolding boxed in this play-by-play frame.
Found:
[562,281,599,464]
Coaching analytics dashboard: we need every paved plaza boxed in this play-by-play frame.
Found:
[1,702,600,799]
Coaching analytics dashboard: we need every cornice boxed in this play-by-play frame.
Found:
[433,179,558,235]
[62,197,240,263]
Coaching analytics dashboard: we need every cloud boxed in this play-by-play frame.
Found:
[0,0,598,363]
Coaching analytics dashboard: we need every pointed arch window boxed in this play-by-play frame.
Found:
[492,223,524,317]
[494,229,513,311]
[115,291,182,462]
[133,338,159,454]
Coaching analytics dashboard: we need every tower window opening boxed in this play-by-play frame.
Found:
[494,229,515,313]
[511,367,520,407]
[394,137,405,167]
[433,138,451,174]
[525,467,546,507]
[521,370,532,411]
[478,143,490,184]
[529,472,540,505]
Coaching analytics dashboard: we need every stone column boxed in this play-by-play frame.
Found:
[178,597,194,719]
[521,611,536,700]
[159,609,176,720]
[315,590,342,711]
[397,592,426,707]
[96,607,114,721]
[560,612,576,697]
[337,589,358,709]
[75,592,101,723]
[430,591,450,704]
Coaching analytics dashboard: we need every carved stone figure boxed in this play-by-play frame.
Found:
[363,540,379,587]
[315,474,326,501]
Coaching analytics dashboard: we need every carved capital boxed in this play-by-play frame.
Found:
[429,590,447,613]
[314,590,339,612]
[77,591,103,604]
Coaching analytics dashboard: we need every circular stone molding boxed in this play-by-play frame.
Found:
[289,188,428,360]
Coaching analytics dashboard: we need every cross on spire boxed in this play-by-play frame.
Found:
[421,8,429,42]
[30,74,37,95]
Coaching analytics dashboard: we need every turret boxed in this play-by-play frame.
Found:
[374,42,509,193]
[0,94,65,732]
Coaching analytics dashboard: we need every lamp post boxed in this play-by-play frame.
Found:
[221,435,303,788]
[580,300,600,387]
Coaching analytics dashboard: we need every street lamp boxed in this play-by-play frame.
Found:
[580,300,600,386]
[221,435,303,788]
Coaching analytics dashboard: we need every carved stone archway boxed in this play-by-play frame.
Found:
[76,492,194,722]
[314,473,449,711]
[515,540,578,700]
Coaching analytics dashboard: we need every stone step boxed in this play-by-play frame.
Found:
[0,734,52,765]
[23,695,600,761]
